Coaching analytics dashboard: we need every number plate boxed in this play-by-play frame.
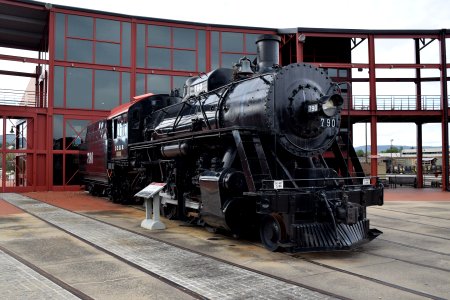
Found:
[308,104,318,113]
[273,180,284,189]
[363,178,371,185]
[320,118,336,128]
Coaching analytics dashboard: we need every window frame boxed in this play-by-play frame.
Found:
[57,13,131,67]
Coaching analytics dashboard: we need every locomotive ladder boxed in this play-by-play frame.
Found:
[331,130,365,184]
[232,130,272,192]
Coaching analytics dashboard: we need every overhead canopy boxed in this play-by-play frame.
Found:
[0,1,48,51]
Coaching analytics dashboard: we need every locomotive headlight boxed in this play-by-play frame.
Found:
[321,94,344,117]
[322,99,337,117]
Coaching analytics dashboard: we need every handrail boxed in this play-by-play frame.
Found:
[0,88,47,108]
[352,95,443,110]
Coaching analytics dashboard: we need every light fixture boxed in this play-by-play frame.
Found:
[10,127,14,134]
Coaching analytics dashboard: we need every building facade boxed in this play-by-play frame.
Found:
[0,0,449,191]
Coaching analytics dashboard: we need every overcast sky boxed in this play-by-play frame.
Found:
[41,0,450,29]
[2,0,450,147]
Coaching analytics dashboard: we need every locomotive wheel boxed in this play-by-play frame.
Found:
[260,213,286,252]
[110,188,121,203]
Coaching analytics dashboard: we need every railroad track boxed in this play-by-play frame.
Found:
[0,245,90,299]
[2,193,450,299]
[1,193,340,300]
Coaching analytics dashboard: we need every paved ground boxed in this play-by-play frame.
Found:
[0,189,449,299]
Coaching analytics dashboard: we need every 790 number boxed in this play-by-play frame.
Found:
[320,118,336,128]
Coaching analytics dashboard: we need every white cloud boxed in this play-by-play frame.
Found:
[39,0,450,29]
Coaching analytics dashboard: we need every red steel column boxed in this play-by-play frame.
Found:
[296,33,304,63]
[440,30,449,191]
[47,8,55,190]
[368,35,378,179]
[130,18,136,98]
[416,123,423,188]
[1,118,5,191]
[415,39,424,188]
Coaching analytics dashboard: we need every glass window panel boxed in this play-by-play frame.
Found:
[148,25,170,46]
[211,31,219,70]
[55,13,65,60]
[222,53,243,68]
[53,115,63,150]
[54,66,64,108]
[173,28,195,49]
[198,30,206,72]
[65,119,89,150]
[67,15,93,39]
[173,50,195,71]
[96,18,120,42]
[66,68,92,109]
[122,72,130,102]
[136,73,145,95]
[95,42,120,65]
[53,154,63,185]
[65,154,81,185]
[136,24,145,68]
[222,32,243,52]
[339,69,348,77]
[67,39,93,63]
[147,74,170,94]
[245,33,259,53]
[327,68,338,77]
[173,76,189,93]
[148,47,171,69]
[95,70,120,110]
[121,22,131,67]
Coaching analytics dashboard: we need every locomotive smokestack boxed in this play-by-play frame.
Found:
[256,34,281,73]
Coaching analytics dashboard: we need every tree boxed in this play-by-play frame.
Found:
[356,149,365,157]
[382,146,400,153]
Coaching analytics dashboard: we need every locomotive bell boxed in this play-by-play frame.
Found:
[236,57,254,75]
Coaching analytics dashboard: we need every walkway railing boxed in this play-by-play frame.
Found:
[0,89,47,108]
[0,89,446,111]
[352,95,443,110]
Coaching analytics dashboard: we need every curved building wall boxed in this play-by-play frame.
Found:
[49,8,274,187]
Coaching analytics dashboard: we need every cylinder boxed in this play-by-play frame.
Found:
[160,143,189,158]
[256,34,281,73]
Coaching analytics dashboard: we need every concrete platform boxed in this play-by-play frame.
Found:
[0,189,449,299]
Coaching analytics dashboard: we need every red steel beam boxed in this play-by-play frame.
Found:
[0,54,48,65]
[297,32,439,40]
[313,62,440,69]
[351,77,442,83]
[0,70,37,77]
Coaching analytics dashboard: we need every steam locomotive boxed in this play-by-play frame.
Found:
[81,34,383,252]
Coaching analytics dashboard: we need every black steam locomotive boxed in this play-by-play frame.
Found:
[81,34,383,252]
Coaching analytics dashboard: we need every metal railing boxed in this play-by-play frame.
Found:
[0,89,446,111]
[352,95,443,110]
[0,89,47,108]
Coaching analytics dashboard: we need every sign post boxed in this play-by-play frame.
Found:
[135,182,167,230]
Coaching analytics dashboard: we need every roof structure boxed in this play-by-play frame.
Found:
[0,1,48,51]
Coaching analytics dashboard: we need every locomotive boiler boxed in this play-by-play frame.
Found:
[91,34,383,252]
